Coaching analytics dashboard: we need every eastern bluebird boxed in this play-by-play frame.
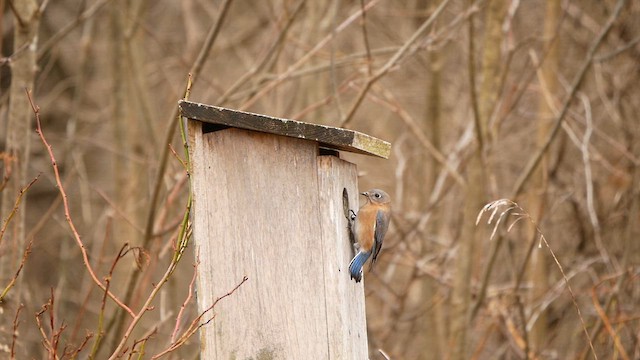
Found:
[348,189,391,283]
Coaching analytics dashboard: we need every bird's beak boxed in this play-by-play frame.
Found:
[360,192,369,197]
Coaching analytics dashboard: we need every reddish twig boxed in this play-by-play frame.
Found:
[49,289,65,360]
[0,153,15,195]
[0,239,33,302]
[35,288,67,358]
[168,143,187,171]
[11,303,24,359]
[63,333,92,359]
[0,174,39,247]
[154,173,188,241]
[105,72,196,353]
[108,228,193,359]
[131,329,157,358]
[591,284,630,360]
[26,89,134,317]
[151,275,248,359]
[70,216,112,343]
[89,243,133,359]
[195,276,249,327]
[170,259,199,343]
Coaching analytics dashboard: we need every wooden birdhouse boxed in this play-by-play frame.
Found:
[179,100,390,359]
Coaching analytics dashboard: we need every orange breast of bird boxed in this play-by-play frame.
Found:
[355,204,379,252]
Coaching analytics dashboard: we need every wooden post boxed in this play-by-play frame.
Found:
[182,101,390,358]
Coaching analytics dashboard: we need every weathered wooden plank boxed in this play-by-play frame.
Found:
[191,127,329,358]
[316,156,369,358]
[179,100,391,159]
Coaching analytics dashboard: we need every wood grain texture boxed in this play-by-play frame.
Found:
[180,99,391,159]
[190,124,368,358]
[316,155,369,358]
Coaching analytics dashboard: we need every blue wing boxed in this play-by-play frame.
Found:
[371,209,390,265]
[348,251,371,283]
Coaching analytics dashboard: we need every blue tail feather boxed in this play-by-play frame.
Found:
[348,251,371,283]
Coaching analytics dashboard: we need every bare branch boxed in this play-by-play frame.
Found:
[511,0,627,198]
[27,89,135,318]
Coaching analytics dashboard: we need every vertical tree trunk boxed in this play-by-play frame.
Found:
[110,0,146,262]
[528,0,560,353]
[416,0,445,356]
[477,0,507,144]
[107,1,148,350]
[111,0,127,245]
[0,0,39,353]
[450,1,505,358]
[0,0,39,286]
[111,2,154,262]
[450,152,485,360]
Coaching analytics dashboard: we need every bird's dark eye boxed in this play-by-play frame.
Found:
[374,193,381,198]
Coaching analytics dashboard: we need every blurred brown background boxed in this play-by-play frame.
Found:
[0,0,638,358]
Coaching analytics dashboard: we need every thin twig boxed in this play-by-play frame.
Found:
[365,84,466,186]
[240,0,381,110]
[359,0,373,77]
[27,89,134,317]
[10,303,24,359]
[466,0,482,152]
[170,260,199,343]
[0,174,38,248]
[329,0,344,119]
[114,0,233,334]
[340,0,453,128]
[378,348,391,360]
[579,271,629,360]
[66,333,93,360]
[35,288,68,358]
[476,200,598,359]
[578,94,616,271]
[143,0,234,247]
[594,34,640,62]
[0,239,33,302]
[108,74,196,359]
[151,275,248,359]
[107,252,180,359]
[511,0,627,197]
[218,0,305,105]
[38,0,113,58]
[93,187,144,235]
[473,0,627,322]
[89,243,132,359]
[591,284,629,360]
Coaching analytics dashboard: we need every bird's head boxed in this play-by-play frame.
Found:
[361,189,391,205]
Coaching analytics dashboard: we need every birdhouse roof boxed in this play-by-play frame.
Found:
[179,100,390,159]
